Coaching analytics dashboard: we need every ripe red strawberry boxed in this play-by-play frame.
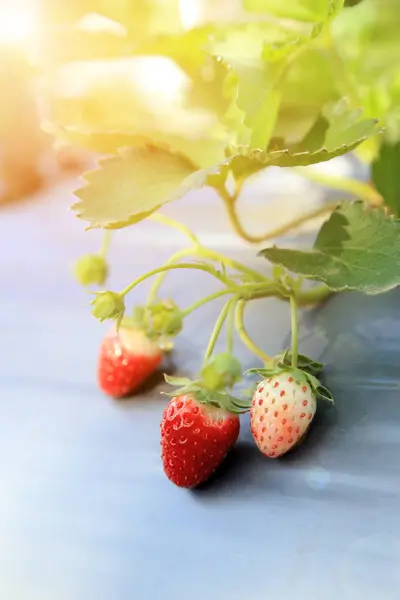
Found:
[98,326,163,398]
[161,394,240,488]
[250,371,317,458]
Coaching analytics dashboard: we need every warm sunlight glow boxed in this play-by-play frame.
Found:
[179,0,202,30]
[0,2,36,44]
[76,12,126,36]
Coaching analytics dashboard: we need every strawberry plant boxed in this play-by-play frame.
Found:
[40,0,400,486]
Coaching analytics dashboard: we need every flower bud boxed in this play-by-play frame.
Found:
[91,291,125,324]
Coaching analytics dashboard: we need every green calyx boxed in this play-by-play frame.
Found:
[90,291,125,326]
[273,348,324,376]
[246,354,334,403]
[73,254,108,287]
[123,300,183,348]
[163,374,251,414]
[145,299,183,338]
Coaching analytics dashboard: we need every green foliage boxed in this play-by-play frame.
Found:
[372,141,400,216]
[222,104,379,181]
[72,145,218,228]
[261,201,400,294]
[332,0,400,157]
[244,0,344,23]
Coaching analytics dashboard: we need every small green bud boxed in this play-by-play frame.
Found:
[74,254,108,286]
[201,353,242,391]
[91,291,125,324]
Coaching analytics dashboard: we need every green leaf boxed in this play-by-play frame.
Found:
[372,141,400,216]
[206,22,305,149]
[225,135,371,180]
[260,201,400,294]
[221,99,381,180]
[47,122,227,170]
[72,145,218,228]
[332,0,400,147]
[243,0,343,23]
[45,26,231,166]
[322,99,379,152]
[41,0,183,60]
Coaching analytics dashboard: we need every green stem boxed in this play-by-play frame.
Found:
[120,262,235,298]
[204,299,233,362]
[296,284,333,307]
[290,295,298,369]
[234,300,271,364]
[100,230,111,258]
[181,289,231,317]
[147,244,268,306]
[147,247,198,305]
[149,213,199,244]
[226,299,235,354]
[202,248,267,282]
[219,186,339,244]
[293,168,383,207]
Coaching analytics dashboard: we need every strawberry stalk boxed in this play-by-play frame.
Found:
[120,262,238,298]
[290,295,299,369]
[226,299,235,354]
[234,300,271,365]
[203,298,235,362]
[181,290,232,317]
[99,230,111,259]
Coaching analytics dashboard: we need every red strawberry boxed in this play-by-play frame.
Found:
[250,371,317,458]
[98,326,162,398]
[161,394,240,488]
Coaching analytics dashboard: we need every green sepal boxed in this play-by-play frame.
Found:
[163,375,198,387]
[306,374,334,402]
[162,373,251,413]
[275,349,324,376]
[196,389,251,414]
[162,374,203,397]
[90,290,125,327]
[145,299,183,338]
[245,362,334,403]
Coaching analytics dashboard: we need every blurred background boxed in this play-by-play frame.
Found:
[0,0,398,212]
[0,0,246,205]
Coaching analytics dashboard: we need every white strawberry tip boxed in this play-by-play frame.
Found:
[112,325,162,358]
[162,374,251,414]
[246,364,334,403]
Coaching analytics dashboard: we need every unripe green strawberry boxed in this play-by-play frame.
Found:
[250,372,317,458]
[201,352,242,391]
[74,254,108,286]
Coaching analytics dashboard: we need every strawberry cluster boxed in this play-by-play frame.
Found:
[96,320,332,488]
[74,234,333,489]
